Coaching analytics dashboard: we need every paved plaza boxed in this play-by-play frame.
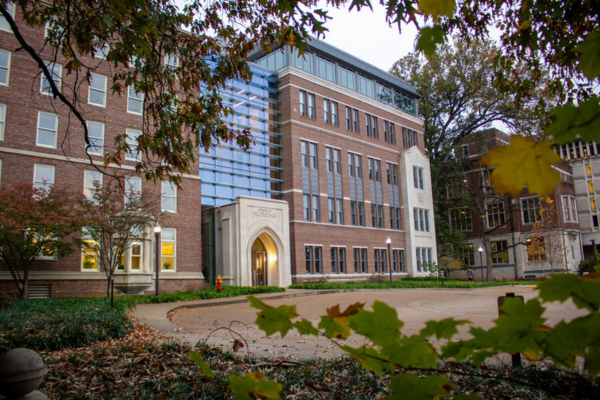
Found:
[133,286,587,360]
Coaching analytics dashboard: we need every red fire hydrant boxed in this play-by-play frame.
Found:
[216,275,222,292]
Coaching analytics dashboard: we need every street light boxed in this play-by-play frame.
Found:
[478,246,484,282]
[154,224,161,296]
[386,237,392,284]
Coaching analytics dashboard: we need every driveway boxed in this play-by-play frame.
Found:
[134,286,586,360]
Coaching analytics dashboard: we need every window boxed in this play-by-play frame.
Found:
[345,106,352,130]
[372,204,377,227]
[33,164,55,192]
[310,143,317,169]
[392,249,405,272]
[416,247,432,272]
[316,56,335,82]
[305,246,322,274]
[395,208,401,230]
[372,116,379,139]
[487,202,506,227]
[86,121,104,155]
[390,207,396,229]
[326,147,333,172]
[348,153,355,177]
[592,198,597,210]
[586,164,592,176]
[380,249,388,273]
[374,248,380,272]
[521,197,542,224]
[355,154,362,178]
[331,247,346,273]
[373,159,381,182]
[358,75,374,98]
[40,62,62,95]
[88,73,107,106]
[351,201,357,225]
[413,131,418,147]
[358,202,365,226]
[450,207,472,231]
[303,194,310,221]
[414,208,431,232]
[84,170,102,201]
[328,198,335,223]
[299,90,307,116]
[162,181,177,212]
[308,93,315,119]
[366,114,372,137]
[460,244,475,266]
[125,176,142,203]
[562,195,578,222]
[81,228,99,271]
[324,99,331,124]
[336,199,343,224]
[125,129,141,161]
[390,123,396,144]
[526,238,546,262]
[0,103,5,140]
[339,66,356,90]
[331,101,339,126]
[36,112,58,148]
[491,240,509,264]
[413,166,424,189]
[161,229,176,271]
[301,141,308,167]
[127,84,144,114]
[333,149,341,174]
[462,145,470,157]
[129,243,143,270]
[384,121,389,142]
[312,195,320,222]
[94,42,110,59]
[164,54,179,68]
[589,181,595,193]
[292,48,313,72]
[0,2,15,32]
[353,109,359,132]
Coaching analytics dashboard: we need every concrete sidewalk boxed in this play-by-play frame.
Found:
[132,288,323,334]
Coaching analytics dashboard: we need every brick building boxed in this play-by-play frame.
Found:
[0,7,437,297]
[448,130,582,281]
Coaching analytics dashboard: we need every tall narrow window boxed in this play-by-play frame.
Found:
[334,149,341,174]
[164,54,179,68]
[353,109,359,132]
[324,99,330,124]
[358,202,365,226]
[366,114,372,137]
[312,195,320,222]
[332,101,339,126]
[125,176,142,203]
[328,197,335,223]
[336,199,343,224]
[348,153,355,177]
[301,141,308,167]
[372,116,378,139]
[40,62,62,95]
[126,129,141,161]
[303,194,310,221]
[89,73,107,106]
[0,2,15,32]
[345,106,352,130]
[354,248,360,273]
[310,143,318,169]
[86,121,104,155]
[81,228,99,270]
[299,90,307,116]
[384,121,389,142]
[372,204,377,227]
[308,93,316,119]
[356,154,362,178]
[33,164,55,192]
[161,229,176,271]
[36,112,58,148]
[0,50,12,86]
[390,123,396,144]
[374,249,380,273]
[0,103,5,141]
[84,170,102,201]
[127,84,144,114]
[351,201,357,225]
[326,147,333,172]
[162,181,177,212]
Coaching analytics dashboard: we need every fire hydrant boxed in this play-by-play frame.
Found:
[216,275,222,292]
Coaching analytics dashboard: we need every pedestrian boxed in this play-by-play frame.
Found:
[467,269,474,282]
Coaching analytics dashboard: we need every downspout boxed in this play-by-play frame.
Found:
[556,184,569,272]
[509,194,519,280]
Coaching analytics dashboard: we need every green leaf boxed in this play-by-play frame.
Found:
[479,135,563,197]
[318,303,365,339]
[385,373,455,400]
[537,273,600,312]
[344,345,393,375]
[576,31,600,80]
[585,345,600,376]
[416,25,446,55]
[418,0,456,18]
[228,372,282,400]
[388,336,440,369]
[248,296,298,337]
[349,301,403,348]
[187,351,215,377]
[293,318,319,336]
[547,97,600,144]
[420,318,468,340]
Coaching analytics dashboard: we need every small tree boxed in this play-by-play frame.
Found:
[0,183,89,298]
[527,197,566,272]
[85,178,161,296]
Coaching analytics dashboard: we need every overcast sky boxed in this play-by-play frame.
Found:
[314,1,419,73]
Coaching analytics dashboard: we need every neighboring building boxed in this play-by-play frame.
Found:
[447,130,582,280]
[556,140,600,261]
[0,9,437,297]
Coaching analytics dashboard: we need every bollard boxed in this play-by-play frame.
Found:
[497,292,524,368]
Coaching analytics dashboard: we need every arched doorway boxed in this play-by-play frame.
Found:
[251,238,267,286]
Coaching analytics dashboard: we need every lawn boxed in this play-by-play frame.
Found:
[289,277,534,290]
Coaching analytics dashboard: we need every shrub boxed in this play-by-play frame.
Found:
[366,273,386,283]
[579,259,598,275]
[0,291,11,310]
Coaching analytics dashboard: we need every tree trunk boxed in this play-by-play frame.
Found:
[21,276,28,299]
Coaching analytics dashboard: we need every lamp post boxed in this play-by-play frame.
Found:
[386,237,392,284]
[478,246,484,282]
[154,224,161,296]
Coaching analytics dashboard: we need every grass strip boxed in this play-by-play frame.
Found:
[289,279,534,290]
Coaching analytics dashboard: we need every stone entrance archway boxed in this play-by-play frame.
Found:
[213,196,291,287]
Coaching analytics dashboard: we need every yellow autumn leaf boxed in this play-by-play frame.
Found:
[479,135,563,197]
[419,0,456,18]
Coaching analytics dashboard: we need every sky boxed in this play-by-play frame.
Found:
[313,1,419,73]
